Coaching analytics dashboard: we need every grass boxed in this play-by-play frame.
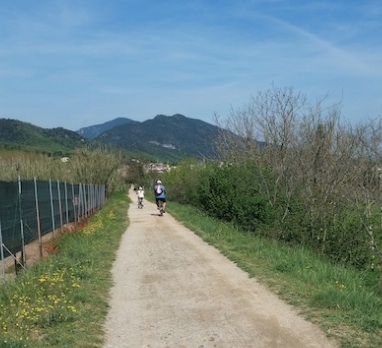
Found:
[1,192,381,347]
[0,191,129,348]
[167,201,382,348]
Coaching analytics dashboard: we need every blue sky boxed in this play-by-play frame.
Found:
[0,0,381,131]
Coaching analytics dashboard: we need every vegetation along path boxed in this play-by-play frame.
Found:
[102,188,337,348]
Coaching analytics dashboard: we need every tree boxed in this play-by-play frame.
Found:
[215,85,382,270]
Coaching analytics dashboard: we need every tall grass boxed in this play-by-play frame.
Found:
[0,148,127,195]
[0,151,58,181]
[168,201,382,348]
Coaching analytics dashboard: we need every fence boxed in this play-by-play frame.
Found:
[0,177,105,281]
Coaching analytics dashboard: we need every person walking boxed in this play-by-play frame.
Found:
[153,180,166,213]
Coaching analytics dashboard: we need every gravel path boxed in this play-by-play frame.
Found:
[102,189,337,348]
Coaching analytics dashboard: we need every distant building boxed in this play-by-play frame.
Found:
[144,163,174,174]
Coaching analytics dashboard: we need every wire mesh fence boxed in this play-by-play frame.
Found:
[0,177,105,281]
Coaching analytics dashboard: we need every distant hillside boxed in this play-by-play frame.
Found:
[0,115,233,162]
[0,119,87,155]
[95,114,221,161]
[77,117,138,140]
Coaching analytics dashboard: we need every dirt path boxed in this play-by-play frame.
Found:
[102,189,337,348]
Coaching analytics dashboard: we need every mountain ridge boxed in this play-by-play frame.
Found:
[0,114,224,161]
[0,118,87,155]
[94,113,221,160]
[77,117,138,140]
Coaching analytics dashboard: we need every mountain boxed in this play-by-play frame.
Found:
[77,117,138,140]
[0,115,228,161]
[0,119,87,155]
[95,114,221,161]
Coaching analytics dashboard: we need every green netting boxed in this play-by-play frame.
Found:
[0,181,21,257]
[0,180,104,260]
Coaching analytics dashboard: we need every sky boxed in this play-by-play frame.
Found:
[0,0,381,131]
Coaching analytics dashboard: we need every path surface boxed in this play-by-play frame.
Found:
[103,189,337,348]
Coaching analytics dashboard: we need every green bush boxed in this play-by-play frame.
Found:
[232,194,269,232]
[165,159,382,274]
[166,162,271,232]
[321,209,375,269]
[161,159,203,204]
[199,166,236,221]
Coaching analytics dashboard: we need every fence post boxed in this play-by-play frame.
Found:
[95,184,99,210]
[0,219,5,282]
[57,180,63,234]
[72,183,78,229]
[84,184,88,219]
[49,179,56,238]
[91,184,95,213]
[64,182,69,226]
[18,175,26,267]
[33,177,43,258]
[78,183,83,223]
[90,184,93,213]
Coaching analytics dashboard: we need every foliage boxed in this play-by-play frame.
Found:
[0,119,87,156]
[213,85,382,272]
[166,155,381,271]
[0,146,127,196]
[69,146,126,196]
[165,161,271,233]
[125,159,146,188]
[164,85,382,277]
[197,164,236,221]
[162,159,206,204]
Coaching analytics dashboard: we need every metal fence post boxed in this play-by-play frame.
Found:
[34,177,43,258]
[0,219,5,282]
[64,181,69,226]
[72,183,77,229]
[18,175,26,267]
[57,180,63,234]
[49,179,55,238]
[84,184,88,219]
[78,183,83,222]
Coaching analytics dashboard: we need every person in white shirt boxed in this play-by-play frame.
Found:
[137,186,144,207]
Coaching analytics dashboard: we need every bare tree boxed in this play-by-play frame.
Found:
[215,85,382,270]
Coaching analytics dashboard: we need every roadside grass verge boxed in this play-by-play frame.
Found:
[0,191,129,348]
[168,202,382,348]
